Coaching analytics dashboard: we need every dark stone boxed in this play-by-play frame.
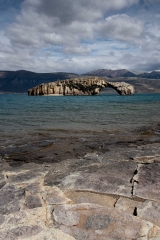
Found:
[24,195,42,209]
[8,172,37,183]
[0,185,24,214]
[25,183,42,194]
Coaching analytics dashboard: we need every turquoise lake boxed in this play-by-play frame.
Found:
[0,93,160,148]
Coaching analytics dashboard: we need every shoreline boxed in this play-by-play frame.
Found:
[0,124,160,239]
[1,123,160,165]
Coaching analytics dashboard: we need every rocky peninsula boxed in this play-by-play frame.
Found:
[28,77,135,96]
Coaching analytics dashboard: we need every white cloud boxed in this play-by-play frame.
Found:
[1,0,160,73]
[97,14,144,44]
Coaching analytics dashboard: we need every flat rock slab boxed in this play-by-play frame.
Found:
[0,134,160,240]
[7,171,39,184]
[0,185,24,215]
[42,187,71,205]
[135,163,160,201]
[53,203,153,240]
[47,162,136,198]
[137,200,160,227]
[115,197,143,215]
[23,195,42,209]
[0,225,42,240]
[65,190,117,208]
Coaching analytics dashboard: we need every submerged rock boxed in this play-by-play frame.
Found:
[28,77,134,96]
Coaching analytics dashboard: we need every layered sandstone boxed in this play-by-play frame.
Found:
[28,77,134,96]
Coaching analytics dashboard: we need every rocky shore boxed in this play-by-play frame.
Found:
[0,124,160,240]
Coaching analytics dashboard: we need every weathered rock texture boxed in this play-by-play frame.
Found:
[0,134,160,239]
[107,81,135,95]
[28,77,134,96]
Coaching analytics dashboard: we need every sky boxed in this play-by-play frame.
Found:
[0,0,160,74]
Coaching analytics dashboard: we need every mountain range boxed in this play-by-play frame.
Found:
[0,70,78,93]
[0,69,160,93]
[84,69,160,79]
[84,69,136,78]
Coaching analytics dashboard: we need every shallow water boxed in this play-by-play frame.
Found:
[0,93,160,148]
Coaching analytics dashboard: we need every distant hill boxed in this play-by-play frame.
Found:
[138,71,160,79]
[84,69,136,78]
[0,70,79,93]
[0,69,160,93]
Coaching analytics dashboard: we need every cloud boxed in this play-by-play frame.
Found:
[5,0,142,49]
[119,49,160,72]
[23,0,139,23]
[63,46,92,55]
[97,14,144,44]
[1,0,160,73]
[5,6,96,47]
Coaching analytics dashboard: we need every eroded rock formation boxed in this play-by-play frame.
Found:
[28,77,134,96]
[107,81,135,95]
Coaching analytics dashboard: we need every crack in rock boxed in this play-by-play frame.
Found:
[131,164,140,196]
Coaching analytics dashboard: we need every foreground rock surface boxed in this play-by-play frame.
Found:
[28,77,135,96]
[0,126,160,239]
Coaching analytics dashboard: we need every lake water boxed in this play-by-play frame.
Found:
[0,93,160,148]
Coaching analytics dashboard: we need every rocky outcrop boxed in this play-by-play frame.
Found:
[107,81,135,95]
[28,77,135,96]
[0,128,160,240]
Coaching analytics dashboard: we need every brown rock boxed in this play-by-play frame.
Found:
[53,203,153,240]
[107,81,135,95]
[65,190,117,208]
[28,77,134,96]
[115,197,143,215]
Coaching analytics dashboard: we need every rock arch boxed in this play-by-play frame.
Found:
[28,77,134,96]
